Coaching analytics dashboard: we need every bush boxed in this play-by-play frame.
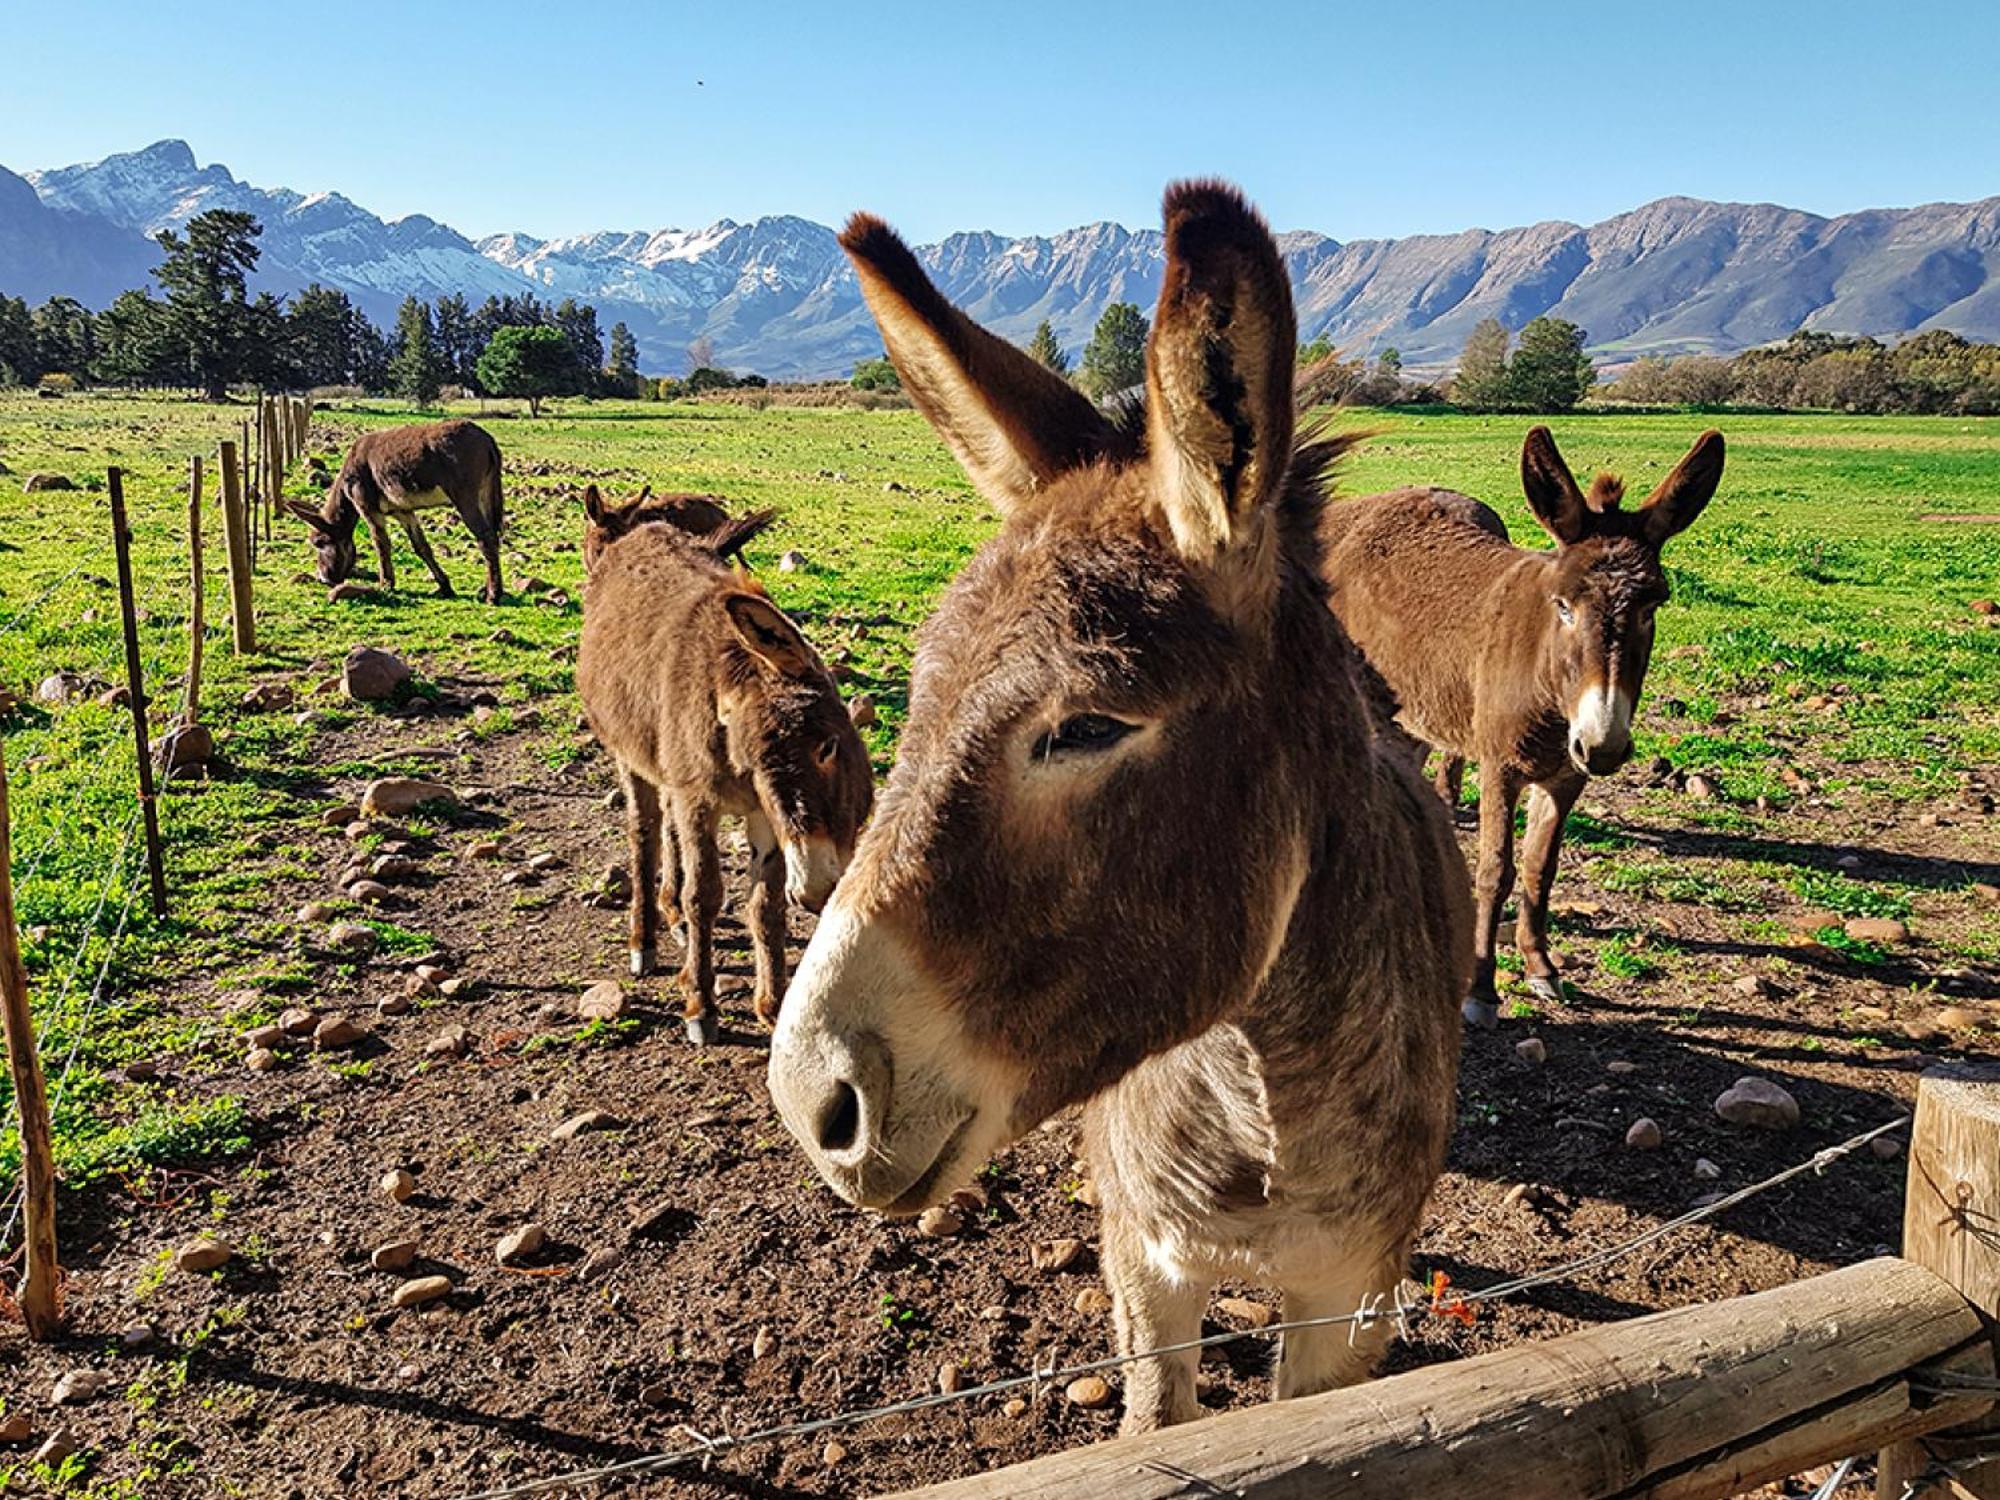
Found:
[37,372,76,393]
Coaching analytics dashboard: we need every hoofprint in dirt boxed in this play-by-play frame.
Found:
[1,646,1992,1499]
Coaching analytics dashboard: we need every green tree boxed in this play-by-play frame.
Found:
[287,284,370,388]
[1079,302,1148,398]
[389,296,446,406]
[91,290,180,386]
[1505,317,1595,412]
[851,356,900,391]
[553,298,603,390]
[476,324,572,415]
[1451,318,1512,410]
[433,293,478,389]
[1025,320,1069,374]
[0,296,38,384]
[32,297,94,381]
[607,321,641,391]
[153,208,262,400]
[1297,335,1336,366]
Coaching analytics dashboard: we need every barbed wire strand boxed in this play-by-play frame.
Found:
[0,564,89,638]
[447,1114,1910,1500]
[1808,1456,1858,1500]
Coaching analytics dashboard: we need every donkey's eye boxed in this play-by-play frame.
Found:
[1033,714,1139,760]
[1554,597,1575,626]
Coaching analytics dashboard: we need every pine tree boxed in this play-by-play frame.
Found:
[607,322,640,390]
[31,297,94,382]
[1079,303,1148,398]
[389,296,445,407]
[1025,320,1069,374]
[433,293,476,389]
[553,298,603,391]
[153,208,262,400]
[1506,317,1595,412]
[91,291,179,387]
[1451,319,1512,410]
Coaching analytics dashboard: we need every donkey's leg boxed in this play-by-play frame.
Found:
[455,494,505,604]
[658,807,683,937]
[621,767,661,977]
[368,516,396,590]
[399,515,454,597]
[672,797,724,1045]
[1514,769,1587,1003]
[744,810,788,1028]
[1466,760,1525,1029]
[1274,1244,1406,1400]
[1101,1214,1208,1435]
[1433,753,1466,809]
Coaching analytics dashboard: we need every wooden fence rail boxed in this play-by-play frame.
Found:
[896,1070,2000,1500]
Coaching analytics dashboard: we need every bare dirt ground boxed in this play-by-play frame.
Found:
[2,650,1996,1499]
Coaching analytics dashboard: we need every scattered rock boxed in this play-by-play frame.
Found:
[245,1023,286,1049]
[1971,882,2000,906]
[414,963,452,985]
[346,879,393,904]
[246,1047,279,1073]
[1215,1295,1276,1329]
[324,922,378,958]
[52,1369,115,1405]
[916,1205,963,1239]
[1625,1118,1663,1150]
[578,1245,624,1281]
[22,472,77,492]
[1843,916,1909,945]
[1935,1006,1985,1033]
[1514,1037,1547,1067]
[297,901,334,924]
[1001,1397,1028,1419]
[328,582,372,602]
[278,1006,318,1037]
[552,1109,622,1140]
[849,694,879,730]
[578,981,627,1023]
[1870,1136,1904,1160]
[778,550,807,573]
[371,1239,420,1271]
[467,840,505,861]
[1835,853,1863,871]
[1684,773,1719,800]
[32,1430,75,1466]
[1030,1238,1084,1273]
[381,1168,418,1203]
[424,1025,469,1059]
[370,854,420,881]
[377,993,413,1017]
[36,670,105,704]
[496,1223,546,1266]
[637,1381,672,1410]
[1714,1077,1801,1131]
[1065,1375,1114,1409]
[949,1184,988,1215]
[1693,1158,1722,1181]
[158,722,215,770]
[0,1410,31,1443]
[342,646,412,702]
[1972,599,1998,616]
[175,1236,233,1273]
[1606,1060,1639,1077]
[313,1014,363,1048]
[1073,1287,1113,1315]
[438,976,474,999]
[821,1440,847,1467]
[391,1275,452,1309]
[1786,908,1843,937]
[361,777,455,818]
[937,1361,964,1394]
[1731,974,1773,999]
[752,1325,777,1360]
[526,851,562,872]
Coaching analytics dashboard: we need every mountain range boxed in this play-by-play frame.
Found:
[7,139,1999,379]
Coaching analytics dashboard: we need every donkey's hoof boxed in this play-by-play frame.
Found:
[1462,997,1500,1030]
[1525,974,1564,1004]
[683,1012,720,1047]
[629,946,655,978]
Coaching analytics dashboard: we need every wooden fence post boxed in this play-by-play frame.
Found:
[218,440,255,653]
[1880,1067,2000,1499]
[184,456,205,727]
[0,743,62,1339]
[106,471,168,917]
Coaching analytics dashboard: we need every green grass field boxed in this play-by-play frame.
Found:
[1,391,1996,1196]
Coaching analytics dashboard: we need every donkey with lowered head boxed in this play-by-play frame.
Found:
[286,419,505,602]
[578,510,873,1043]
[579,483,770,574]
[767,184,1469,1434]
[1321,425,1723,1027]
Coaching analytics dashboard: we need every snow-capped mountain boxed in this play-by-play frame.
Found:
[9,139,2000,378]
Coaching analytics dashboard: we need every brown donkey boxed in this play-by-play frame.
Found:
[1321,426,1723,1028]
[767,184,1469,1434]
[285,419,505,602]
[578,516,873,1043]
[579,484,772,574]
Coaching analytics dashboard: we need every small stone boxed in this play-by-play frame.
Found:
[175,1235,233,1273]
[370,854,419,881]
[1606,1060,1639,1076]
[313,1014,363,1048]
[52,1369,113,1405]
[1065,1375,1113,1409]
[372,1239,420,1271]
[1787,909,1843,937]
[1001,1397,1029,1419]
[1731,974,1772,999]
[1844,916,1909,945]
[382,1168,418,1203]
[120,1321,155,1348]
[638,1381,672,1409]
[361,777,455,818]
[415,963,451,985]
[1030,1238,1084,1272]
[821,1440,847,1466]
[1215,1295,1276,1329]
[439,976,474,998]
[1870,1136,1905,1160]
[937,1361,964,1394]
[245,1023,286,1049]
[949,1183,988,1214]
[0,1410,30,1443]
[526,851,561,872]
[1074,1287,1113,1315]
[578,1246,624,1281]
[467,840,504,861]
[752,1325,777,1359]
[424,1025,469,1059]
[1514,1037,1547,1066]
[1684,773,1719,800]
[1625,1118,1663,1150]
[1836,854,1863,871]
[377,993,413,1017]
[325,922,378,958]
[916,1205,963,1239]
[1715,1077,1801,1131]
[849,694,879,730]
[240,680,297,713]
[496,1223,546,1265]
[578,981,627,1022]
[552,1109,622,1139]
[279,1006,318,1036]
[297,901,333,923]
[1072,1179,1100,1207]
[32,1430,75,1466]
[1693,1158,1722,1181]
[246,1046,279,1072]
[1935,1006,1985,1033]
[342,646,411,702]
[778,550,807,573]
[391,1275,452,1309]
[1968,882,1999,905]
[322,803,362,827]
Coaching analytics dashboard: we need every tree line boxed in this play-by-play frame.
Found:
[1603,329,2000,414]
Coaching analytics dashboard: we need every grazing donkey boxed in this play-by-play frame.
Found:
[1321,425,1723,1028]
[285,419,505,602]
[579,484,771,574]
[767,184,1469,1434]
[578,516,873,1043]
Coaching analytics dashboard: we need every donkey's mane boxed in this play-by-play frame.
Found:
[1587,472,1626,510]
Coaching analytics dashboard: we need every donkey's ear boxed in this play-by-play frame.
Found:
[283,498,330,534]
[1520,426,1591,545]
[582,484,607,525]
[724,593,814,678]
[840,213,1112,513]
[1639,430,1724,546]
[1144,181,1296,560]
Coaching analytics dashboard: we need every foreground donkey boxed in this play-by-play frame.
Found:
[578,515,872,1042]
[286,419,505,602]
[579,484,770,574]
[1321,426,1723,1027]
[767,184,1469,1433]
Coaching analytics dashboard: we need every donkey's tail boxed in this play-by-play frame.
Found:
[486,456,505,540]
[702,507,778,564]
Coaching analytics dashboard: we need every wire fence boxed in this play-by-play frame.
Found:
[448,1116,1913,1500]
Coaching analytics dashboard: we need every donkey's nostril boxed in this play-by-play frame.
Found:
[817,1080,861,1154]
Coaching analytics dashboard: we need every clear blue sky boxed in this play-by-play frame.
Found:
[5,0,1995,243]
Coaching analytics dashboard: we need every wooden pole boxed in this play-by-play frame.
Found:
[1880,1068,2000,1499]
[894,1258,1995,1500]
[218,440,255,654]
[241,414,257,567]
[106,470,168,918]
[184,456,205,727]
[0,743,62,1339]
